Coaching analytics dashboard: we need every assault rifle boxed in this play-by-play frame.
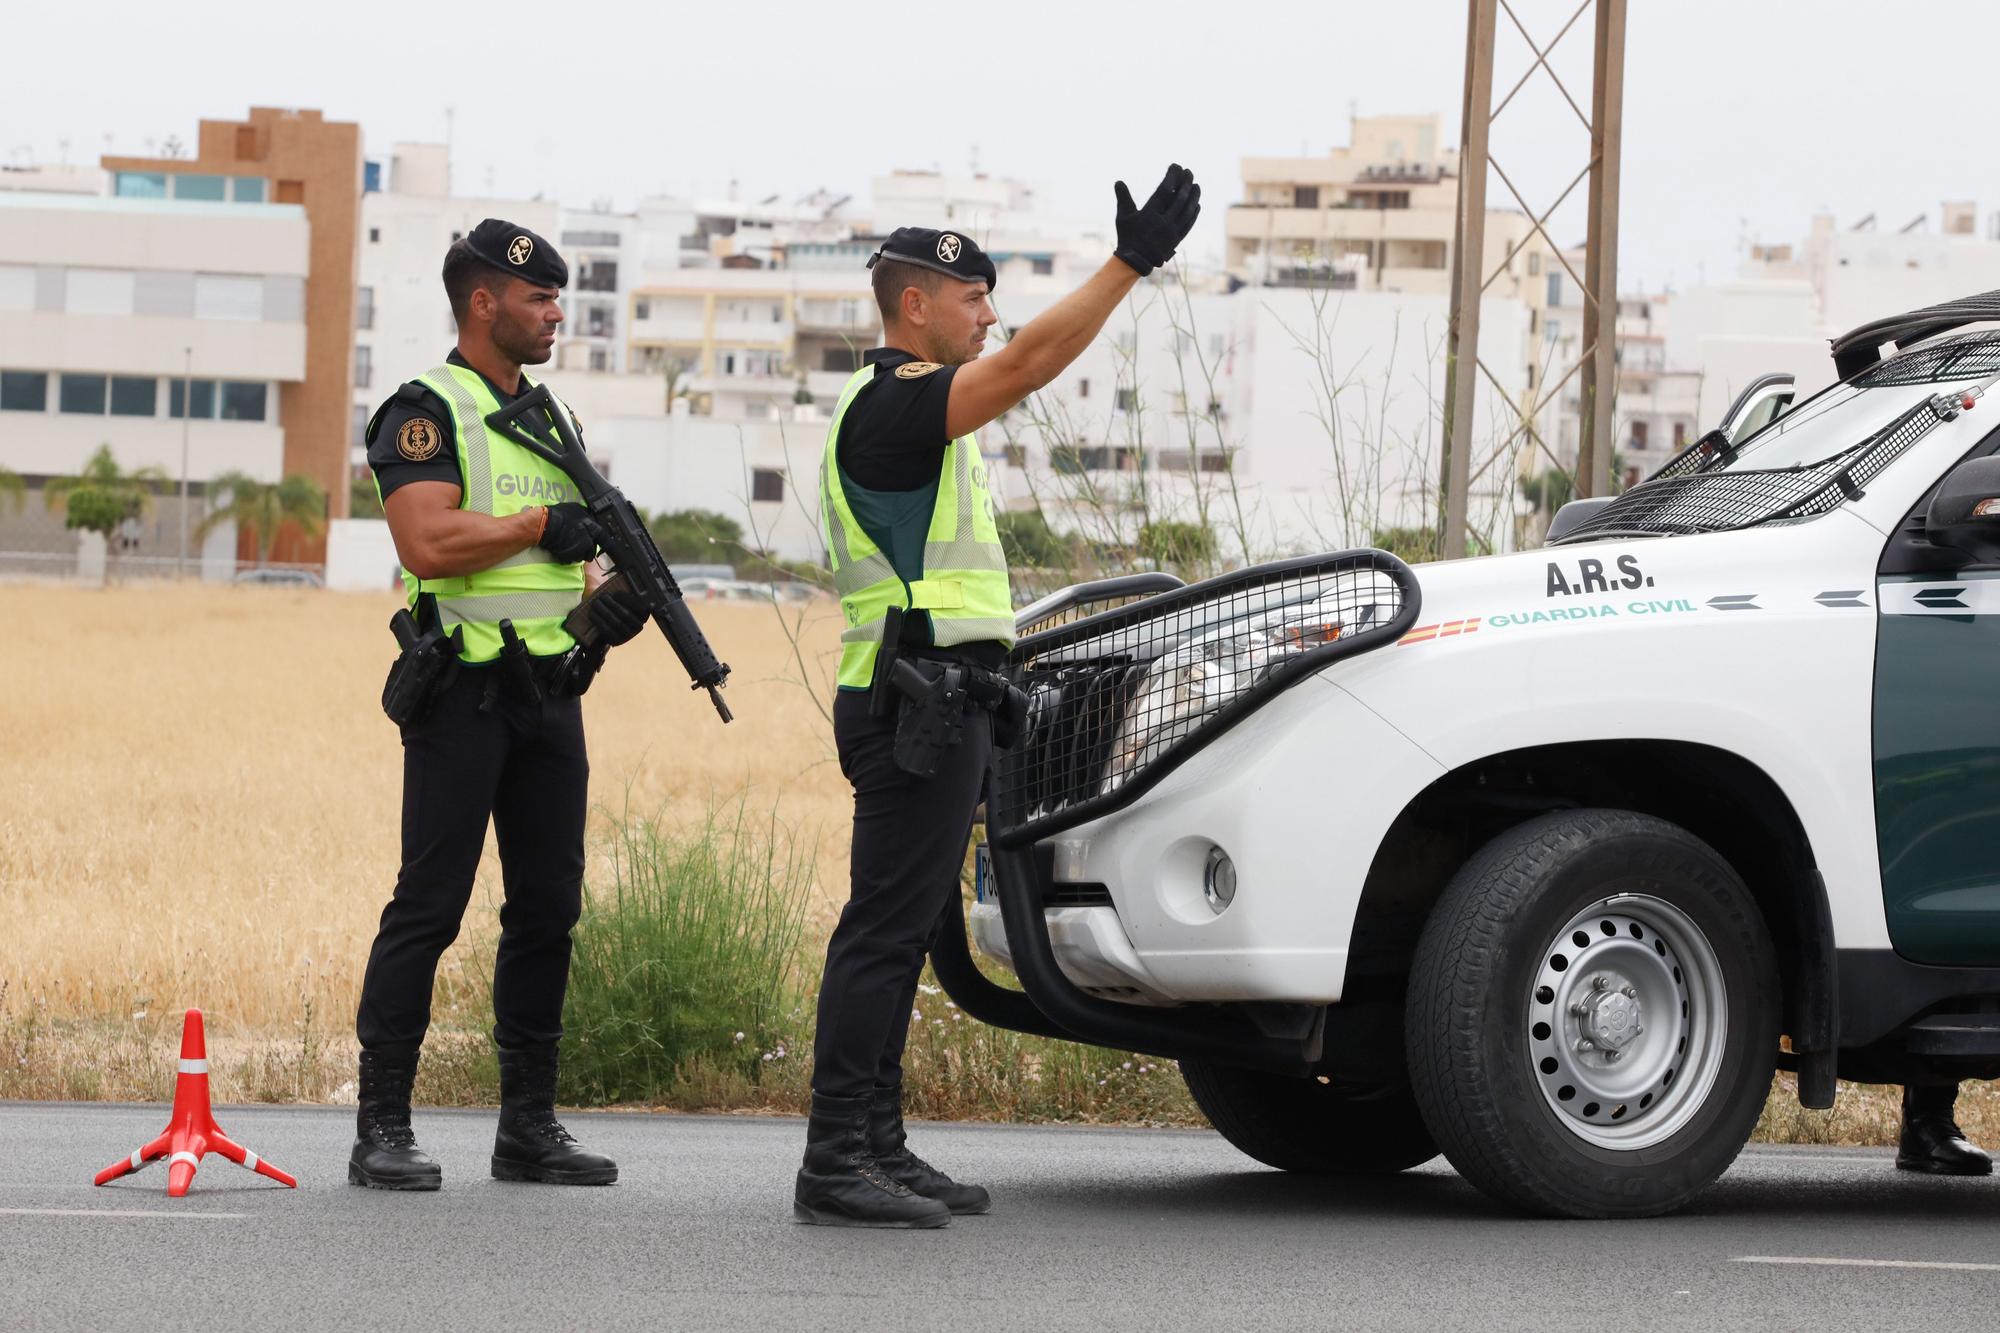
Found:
[485,385,734,723]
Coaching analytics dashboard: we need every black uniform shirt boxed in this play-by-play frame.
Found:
[834,347,960,492]
[366,349,575,500]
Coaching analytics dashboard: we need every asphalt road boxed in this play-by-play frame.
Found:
[6,1102,2000,1332]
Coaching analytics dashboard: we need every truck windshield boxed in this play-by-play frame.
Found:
[1712,379,1964,474]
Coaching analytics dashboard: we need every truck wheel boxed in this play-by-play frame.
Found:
[1181,1060,1439,1175]
[1406,809,1778,1218]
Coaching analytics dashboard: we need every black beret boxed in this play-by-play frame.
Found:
[868,227,997,293]
[464,218,568,289]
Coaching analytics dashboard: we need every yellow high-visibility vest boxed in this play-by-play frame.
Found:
[380,363,588,664]
[819,363,1016,689]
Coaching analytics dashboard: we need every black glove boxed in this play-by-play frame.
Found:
[1113,164,1202,277]
[540,502,604,564]
[583,582,647,647]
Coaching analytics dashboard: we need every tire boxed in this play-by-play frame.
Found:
[1406,809,1778,1218]
[1181,1059,1439,1175]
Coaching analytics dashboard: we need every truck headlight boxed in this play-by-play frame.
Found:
[1099,599,1391,793]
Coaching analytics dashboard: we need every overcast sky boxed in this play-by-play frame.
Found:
[6,0,1997,293]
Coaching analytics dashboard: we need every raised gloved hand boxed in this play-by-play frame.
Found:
[582,581,647,647]
[539,502,604,564]
[1113,164,1202,277]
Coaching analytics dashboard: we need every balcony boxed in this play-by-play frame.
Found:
[630,316,711,344]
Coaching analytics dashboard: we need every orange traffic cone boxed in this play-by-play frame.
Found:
[93,1008,297,1196]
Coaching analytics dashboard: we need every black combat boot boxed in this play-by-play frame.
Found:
[491,1045,618,1185]
[1897,1083,1993,1175]
[349,1047,442,1191]
[869,1082,991,1215]
[794,1091,951,1228]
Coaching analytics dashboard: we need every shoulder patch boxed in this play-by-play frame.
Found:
[397,417,445,462]
[895,361,944,379]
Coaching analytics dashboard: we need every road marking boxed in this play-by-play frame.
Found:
[0,1208,245,1221]
[1735,1256,2000,1273]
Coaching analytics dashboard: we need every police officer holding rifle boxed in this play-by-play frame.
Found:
[351,219,705,1190]
[796,166,1200,1227]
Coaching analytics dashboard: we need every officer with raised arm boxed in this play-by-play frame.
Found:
[350,220,645,1191]
[795,166,1201,1227]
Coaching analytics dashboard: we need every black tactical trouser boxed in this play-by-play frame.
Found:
[356,667,588,1053]
[811,687,993,1098]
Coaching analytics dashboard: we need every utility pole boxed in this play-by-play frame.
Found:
[1441,0,1627,558]
[176,345,192,577]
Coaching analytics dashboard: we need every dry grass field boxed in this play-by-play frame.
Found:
[0,582,856,1102]
[4,580,1997,1147]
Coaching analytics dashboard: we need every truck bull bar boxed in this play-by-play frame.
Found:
[934,550,1421,1074]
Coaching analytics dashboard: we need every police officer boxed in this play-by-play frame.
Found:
[1898,1082,1991,1175]
[796,166,1201,1227]
[350,219,646,1190]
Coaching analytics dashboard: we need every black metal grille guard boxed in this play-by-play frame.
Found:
[988,550,1421,849]
[1552,391,1971,546]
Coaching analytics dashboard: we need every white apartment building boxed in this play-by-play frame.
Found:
[0,189,307,574]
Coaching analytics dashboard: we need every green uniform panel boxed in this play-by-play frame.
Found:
[1874,571,2000,964]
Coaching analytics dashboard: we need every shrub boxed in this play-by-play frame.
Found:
[551,799,815,1104]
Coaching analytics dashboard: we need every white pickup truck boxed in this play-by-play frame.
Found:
[936,291,2000,1218]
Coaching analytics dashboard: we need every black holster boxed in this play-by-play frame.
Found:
[544,642,608,699]
[870,606,1027,775]
[381,604,462,726]
[480,619,542,713]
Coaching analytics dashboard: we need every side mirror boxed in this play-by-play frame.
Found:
[1926,456,2000,566]
[1546,496,1614,544]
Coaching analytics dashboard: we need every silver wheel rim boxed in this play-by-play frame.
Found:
[1525,893,1727,1150]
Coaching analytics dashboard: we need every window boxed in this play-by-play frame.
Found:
[1295,185,1321,209]
[352,403,369,447]
[369,227,381,243]
[635,298,651,320]
[1630,420,1649,447]
[59,374,107,414]
[1031,257,1053,276]
[1674,421,1687,449]
[578,261,618,293]
[220,381,267,421]
[1547,274,1564,307]
[173,174,227,202]
[356,286,374,331]
[1114,387,1137,412]
[194,274,263,321]
[170,378,217,419]
[109,376,157,417]
[588,348,608,372]
[752,469,784,502]
[354,345,373,389]
[1527,251,1542,276]
[0,265,32,312]
[1077,378,1089,399]
[114,172,167,199]
[1003,444,1027,468]
[0,371,47,411]
[66,269,135,316]
[233,176,265,204]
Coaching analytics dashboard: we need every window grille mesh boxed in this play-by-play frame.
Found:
[1552,394,1961,545]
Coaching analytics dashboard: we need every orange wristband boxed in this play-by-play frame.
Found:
[536,505,550,542]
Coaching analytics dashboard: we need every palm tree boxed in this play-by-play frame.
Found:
[195,471,328,567]
[44,445,169,575]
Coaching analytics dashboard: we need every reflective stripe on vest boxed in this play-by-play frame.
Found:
[820,363,1015,689]
[396,364,586,664]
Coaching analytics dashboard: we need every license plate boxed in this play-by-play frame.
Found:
[974,842,992,903]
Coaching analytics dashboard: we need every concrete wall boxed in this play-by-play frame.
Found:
[325,517,403,591]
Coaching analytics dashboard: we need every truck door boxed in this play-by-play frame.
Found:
[1874,433,2000,964]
